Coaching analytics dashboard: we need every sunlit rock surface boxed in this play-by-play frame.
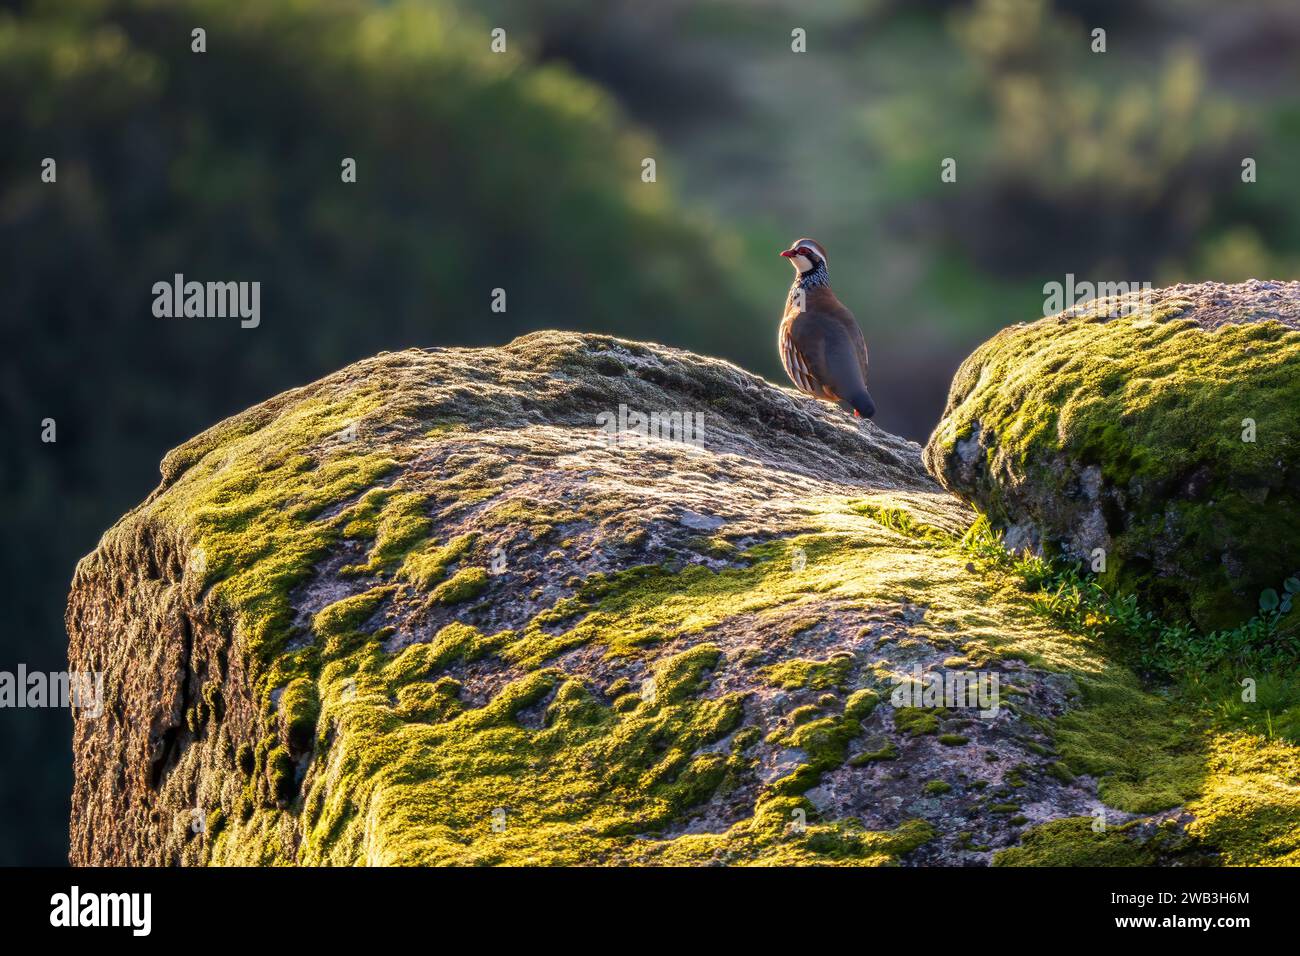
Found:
[67,332,1299,866]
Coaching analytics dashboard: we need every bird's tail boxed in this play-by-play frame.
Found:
[848,388,876,420]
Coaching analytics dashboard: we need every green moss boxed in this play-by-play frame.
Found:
[781,615,823,639]
[312,587,392,658]
[938,734,970,746]
[849,741,899,765]
[206,808,226,838]
[1183,732,1300,865]
[139,388,403,673]
[650,644,722,704]
[279,677,320,752]
[993,818,1158,866]
[894,707,941,736]
[482,497,577,536]
[341,492,433,575]
[780,704,823,730]
[699,536,738,560]
[760,653,853,691]
[337,488,392,541]
[394,676,464,723]
[499,524,969,668]
[1047,761,1075,783]
[799,818,935,863]
[429,566,490,606]
[382,622,498,687]
[313,587,387,639]
[854,503,953,545]
[264,745,296,805]
[924,780,952,796]
[1053,675,1206,813]
[202,682,224,721]
[398,533,477,591]
[766,689,880,796]
[285,643,775,864]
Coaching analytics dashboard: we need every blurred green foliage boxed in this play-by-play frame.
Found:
[880,0,1246,274]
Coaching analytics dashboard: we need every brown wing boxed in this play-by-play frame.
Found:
[779,321,829,398]
[788,308,869,404]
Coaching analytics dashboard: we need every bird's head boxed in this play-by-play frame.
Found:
[780,238,828,277]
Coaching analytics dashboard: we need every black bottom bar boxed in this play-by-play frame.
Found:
[0,865,1289,941]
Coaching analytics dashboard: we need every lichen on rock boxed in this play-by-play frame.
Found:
[925,280,1300,631]
[65,331,1300,866]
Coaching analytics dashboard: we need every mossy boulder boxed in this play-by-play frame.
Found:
[66,332,1300,866]
[925,281,1300,631]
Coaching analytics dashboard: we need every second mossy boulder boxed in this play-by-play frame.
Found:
[925,280,1300,630]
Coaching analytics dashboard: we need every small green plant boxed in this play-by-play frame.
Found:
[852,503,951,545]
[959,516,1300,678]
[1267,578,1300,615]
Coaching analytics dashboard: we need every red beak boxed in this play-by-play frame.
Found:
[780,249,796,258]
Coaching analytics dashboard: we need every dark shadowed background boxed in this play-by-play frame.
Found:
[3,0,1299,864]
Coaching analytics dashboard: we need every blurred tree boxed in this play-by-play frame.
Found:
[464,0,741,130]
[869,0,1250,277]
